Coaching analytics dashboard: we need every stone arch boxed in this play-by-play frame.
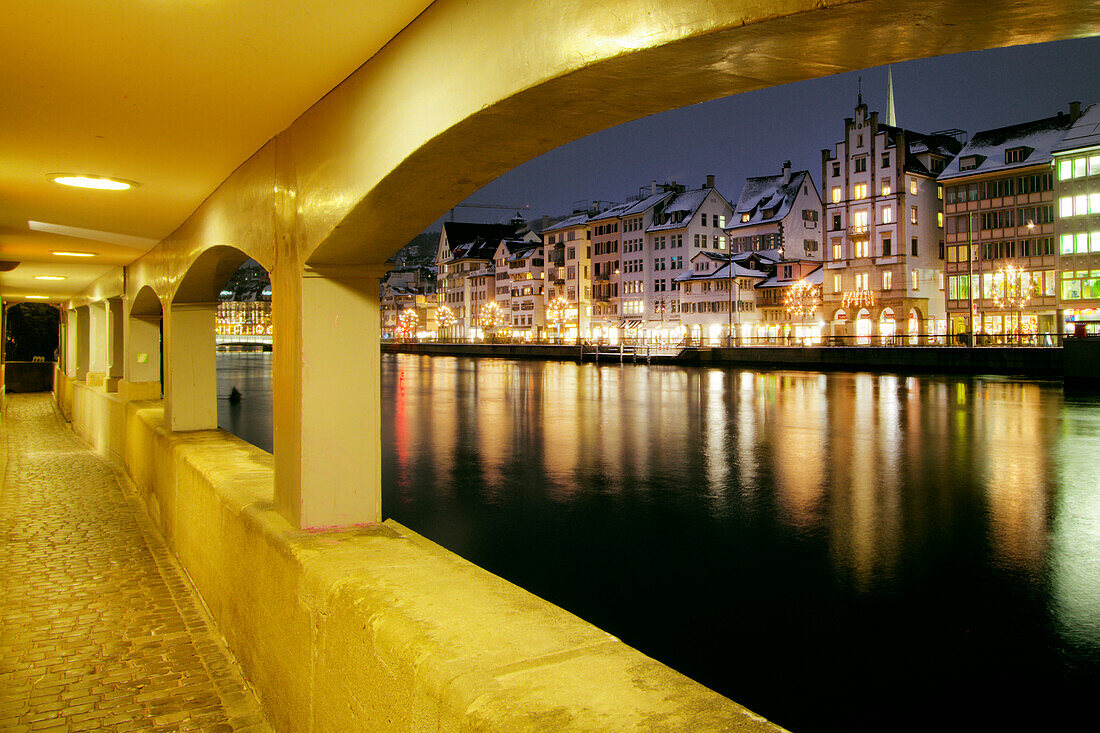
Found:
[172,246,252,306]
[297,1,1100,267]
[166,245,269,433]
[123,285,164,400]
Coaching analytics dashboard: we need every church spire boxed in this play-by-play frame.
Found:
[886,66,897,126]
[857,76,862,107]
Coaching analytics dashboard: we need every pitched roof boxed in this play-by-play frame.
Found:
[673,251,769,281]
[938,113,1076,180]
[647,188,715,232]
[587,200,635,222]
[1053,103,1100,154]
[541,213,590,232]
[441,221,521,251]
[729,171,809,229]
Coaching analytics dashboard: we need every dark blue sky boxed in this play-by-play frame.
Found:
[439,36,1100,229]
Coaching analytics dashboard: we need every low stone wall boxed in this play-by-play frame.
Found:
[692,346,1064,375]
[4,361,56,393]
[54,374,783,733]
[386,343,1064,376]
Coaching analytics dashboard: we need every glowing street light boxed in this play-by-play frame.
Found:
[784,279,821,345]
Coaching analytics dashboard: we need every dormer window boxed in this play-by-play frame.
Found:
[741,213,751,223]
[1005,146,1033,164]
[958,155,984,171]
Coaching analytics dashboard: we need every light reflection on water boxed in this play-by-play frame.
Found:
[219,352,1100,731]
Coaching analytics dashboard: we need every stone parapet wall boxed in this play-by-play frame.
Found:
[53,374,783,733]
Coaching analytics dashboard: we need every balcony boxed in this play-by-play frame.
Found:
[595,272,610,281]
[848,224,869,238]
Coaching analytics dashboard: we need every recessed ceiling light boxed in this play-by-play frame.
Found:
[34,275,67,281]
[49,174,136,190]
[52,251,96,257]
[24,295,50,299]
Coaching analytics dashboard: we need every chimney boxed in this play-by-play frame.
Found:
[1070,101,1082,122]
[541,214,550,233]
[651,180,658,196]
[706,174,715,189]
[781,160,792,185]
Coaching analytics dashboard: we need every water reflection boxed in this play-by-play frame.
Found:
[378,355,1100,732]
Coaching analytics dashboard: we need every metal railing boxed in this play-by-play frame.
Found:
[388,332,1067,348]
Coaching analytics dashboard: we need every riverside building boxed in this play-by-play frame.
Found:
[588,201,633,341]
[541,213,592,341]
[939,107,1077,340]
[821,97,961,343]
[1051,102,1100,336]
[435,220,538,339]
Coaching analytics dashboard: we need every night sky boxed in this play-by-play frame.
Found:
[439,36,1100,229]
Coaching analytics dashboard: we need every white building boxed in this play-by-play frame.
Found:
[541,213,591,341]
[1051,102,1100,337]
[821,98,961,343]
[675,250,774,345]
[494,239,546,339]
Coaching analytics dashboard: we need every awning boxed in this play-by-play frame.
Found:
[619,319,643,329]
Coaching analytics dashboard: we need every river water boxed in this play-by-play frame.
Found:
[217,352,1100,731]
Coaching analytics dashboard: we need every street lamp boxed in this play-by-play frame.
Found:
[967,211,975,348]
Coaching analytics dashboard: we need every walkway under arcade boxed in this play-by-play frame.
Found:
[5,1,1100,730]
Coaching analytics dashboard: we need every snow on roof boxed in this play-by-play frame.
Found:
[619,191,674,217]
[647,188,714,232]
[674,252,769,281]
[756,265,823,288]
[1053,103,1100,154]
[541,213,590,232]
[939,113,1076,180]
[587,200,635,221]
[729,171,808,229]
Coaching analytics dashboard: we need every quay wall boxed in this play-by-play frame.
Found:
[385,342,1065,376]
[52,372,782,733]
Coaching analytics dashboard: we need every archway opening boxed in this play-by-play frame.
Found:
[3,303,59,393]
[169,246,273,453]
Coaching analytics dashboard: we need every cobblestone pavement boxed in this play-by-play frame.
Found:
[0,394,272,733]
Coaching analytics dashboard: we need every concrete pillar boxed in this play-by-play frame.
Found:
[165,303,217,431]
[122,311,163,401]
[87,301,108,386]
[74,306,89,381]
[64,309,78,377]
[106,298,125,391]
[274,265,386,529]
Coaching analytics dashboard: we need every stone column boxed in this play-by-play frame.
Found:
[87,301,108,386]
[273,265,386,529]
[64,309,78,377]
[74,306,90,381]
[105,298,125,392]
[164,303,217,431]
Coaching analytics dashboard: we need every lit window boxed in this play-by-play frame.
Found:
[938,212,944,227]
[856,272,868,290]
[1061,197,1075,217]
[832,187,842,203]
[1062,234,1075,254]
[1091,155,1100,176]
[855,240,869,258]
[717,215,726,227]
[1059,159,1073,180]
[911,269,919,290]
[882,271,892,290]
[1092,193,1100,214]
[939,272,945,291]
[741,212,751,222]
[854,183,868,199]
[1093,232,1100,253]
[881,179,891,196]
[882,207,893,224]
[853,210,868,228]
[910,179,917,195]
[1078,233,1090,254]
[910,207,918,224]
[833,242,843,260]
[1075,157,1087,178]
[833,274,842,293]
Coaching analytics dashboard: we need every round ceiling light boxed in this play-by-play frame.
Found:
[49,174,136,191]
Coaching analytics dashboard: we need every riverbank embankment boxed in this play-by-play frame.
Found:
[384,342,1072,377]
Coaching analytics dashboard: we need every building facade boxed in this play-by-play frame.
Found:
[1052,102,1100,337]
[541,213,591,341]
[939,109,1076,341]
[821,100,961,343]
